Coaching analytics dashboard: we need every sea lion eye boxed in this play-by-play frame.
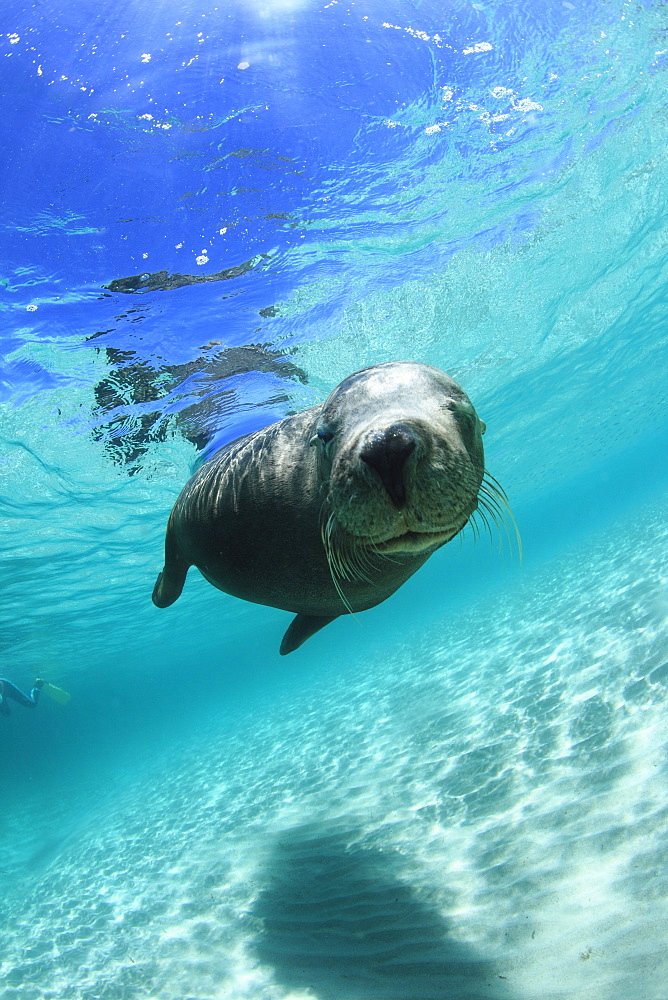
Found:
[309,425,335,448]
[317,426,334,444]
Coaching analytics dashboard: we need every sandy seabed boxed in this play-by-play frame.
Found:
[1,498,667,1000]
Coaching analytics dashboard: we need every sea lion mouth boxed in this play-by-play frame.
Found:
[372,527,460,554]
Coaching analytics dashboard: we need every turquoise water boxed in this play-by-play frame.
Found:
[1,0,667,997]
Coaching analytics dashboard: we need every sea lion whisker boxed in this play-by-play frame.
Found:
[321,504,388,586]
[477,492,500,525]
[356,539,384,574]
[322,511,375,588]
[479,492,507,524]
[473,503,496,551]
[485,477,522,562]
[479,477,522,561]
[336,547,356,582]
[470,505,488,539]
[479,494,508,545]
[345,535,377,584]
[484,471,511,503]
[339,536,360,582]
[320,513,357,610]
[349,558,374,585]
[479,481,506,511]
[366,537,399,564]
[330,567,356,613]
[467,512,480,547]
[480,509,509,552]
[347,550,370,581]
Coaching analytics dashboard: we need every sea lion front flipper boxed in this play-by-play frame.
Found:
[152,529,190,608]
[280,613,340,655]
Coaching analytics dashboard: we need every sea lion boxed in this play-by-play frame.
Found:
[152,361,504,654]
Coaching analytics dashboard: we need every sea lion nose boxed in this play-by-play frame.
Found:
[360,422,416,509]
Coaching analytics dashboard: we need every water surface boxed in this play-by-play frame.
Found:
[1,1,667,997]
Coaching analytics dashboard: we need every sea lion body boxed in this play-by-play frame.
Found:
[153,362,487,653]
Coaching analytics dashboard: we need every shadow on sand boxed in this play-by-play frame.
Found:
[251,823,515,1000]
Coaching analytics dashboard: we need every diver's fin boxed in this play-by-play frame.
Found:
[42,682,71,705]
[152,531,190,608]
[280,613,339,655]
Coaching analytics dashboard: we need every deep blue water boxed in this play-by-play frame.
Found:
[1,1,667,997]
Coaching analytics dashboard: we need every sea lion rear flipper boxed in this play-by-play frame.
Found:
[280,613,339,655]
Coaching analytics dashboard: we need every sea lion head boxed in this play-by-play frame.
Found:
[311,362,487,558]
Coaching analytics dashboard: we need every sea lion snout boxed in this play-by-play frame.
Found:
[360,422,417,509]
[329,402,483,543]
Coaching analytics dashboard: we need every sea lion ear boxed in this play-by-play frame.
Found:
[479,419,486,435]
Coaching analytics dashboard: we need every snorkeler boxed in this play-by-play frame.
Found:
[0,678,71,716]
[0,678,44,716]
